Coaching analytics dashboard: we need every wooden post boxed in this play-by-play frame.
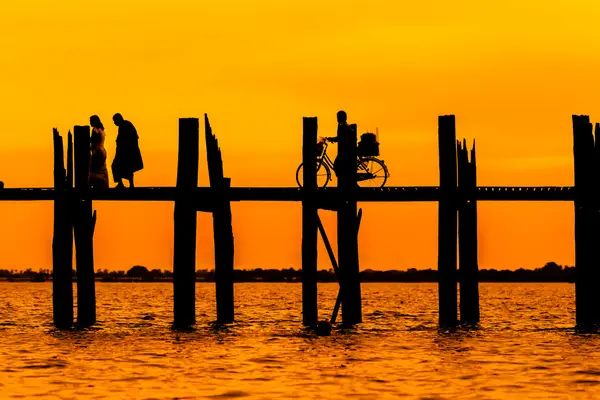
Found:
[66,131,74,296]
[337,121,362,324]
[573,115,597,327]
[67,131,74,283]
[205,115,235,324]
[331,209,362,324]
[67,131,73,189]
[73,125,96,327]
[52,129,73,328]
[458,139,479,323]
[594,122,600,323]
[302,117,318,325]
[438,115,458,327]
[173,118,199,328]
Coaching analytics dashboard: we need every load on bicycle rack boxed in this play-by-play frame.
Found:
[296,129,390,188]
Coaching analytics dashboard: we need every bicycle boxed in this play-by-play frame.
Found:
[296,138,390,188]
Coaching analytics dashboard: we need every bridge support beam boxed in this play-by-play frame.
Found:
[173,118,199,328]
[302,117,319,326]
[438,115,458,327]
[458,139,479,323]
[338,119,362,324]
[73,125,96,328]
[52,129,74,329]
[205,115,235,324]
[573,115,600,328]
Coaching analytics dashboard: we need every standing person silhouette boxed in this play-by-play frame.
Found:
[89,115,109,189]
[323,110,349,174]
[111,113,143,188]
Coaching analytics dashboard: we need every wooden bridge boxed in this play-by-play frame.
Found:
[2,113,599,333]
[0,186,578,202]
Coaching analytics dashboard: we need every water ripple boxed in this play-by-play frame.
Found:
[0,282,595,399]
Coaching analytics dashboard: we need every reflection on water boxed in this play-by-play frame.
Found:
[0,282,599,399]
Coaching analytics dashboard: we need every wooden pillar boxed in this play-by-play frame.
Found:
[594,122,600,322]
[173,118,199,328]
[52,129,73,328]
[302,117,318,326]
[67,131,74,286]
[438,115,458,327]
[67,131,73,189]
[73,125,96,327]
[573,115,597,327]
[205,114,235,324]
[337,121,362,324]
[458,139,479,323]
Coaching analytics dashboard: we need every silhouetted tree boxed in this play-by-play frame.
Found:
[127,265,149,279]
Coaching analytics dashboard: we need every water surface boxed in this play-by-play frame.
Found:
[0,282,598,399]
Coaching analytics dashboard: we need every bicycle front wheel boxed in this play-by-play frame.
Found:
[357,157,388,188]
[296,160,331,188]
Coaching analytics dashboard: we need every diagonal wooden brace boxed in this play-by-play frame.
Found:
[320,208,362,324]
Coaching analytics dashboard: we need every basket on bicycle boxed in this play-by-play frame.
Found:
[357,132,379,156]
[316,141,326,156]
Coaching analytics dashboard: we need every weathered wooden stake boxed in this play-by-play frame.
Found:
[66,131,74,294]
[594,122,600,323]
[52,129,73,328]
[338,122,362,324]
[67,131,73,189]
[458,139,479,323]
[73,125,96,327]
[438,115,458,326]
[302,116,319,325]
[573,115,597,327]
[330,208,362,324]
[173,118,199,328]
[205,115,235,324]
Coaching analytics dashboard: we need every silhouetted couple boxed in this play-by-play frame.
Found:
[89,113,143,189]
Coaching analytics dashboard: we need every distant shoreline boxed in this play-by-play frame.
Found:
[0,262,575,283]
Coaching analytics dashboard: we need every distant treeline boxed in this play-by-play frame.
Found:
[0,262,575,283]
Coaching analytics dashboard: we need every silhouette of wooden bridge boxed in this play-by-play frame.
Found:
[0,186,577,202]
[1,113,598,333]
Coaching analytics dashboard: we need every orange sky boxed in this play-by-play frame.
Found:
[1,0,598,272]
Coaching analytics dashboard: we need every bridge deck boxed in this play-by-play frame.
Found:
[0,186,576,202]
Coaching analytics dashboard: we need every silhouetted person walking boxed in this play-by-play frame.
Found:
[89,115,109,189]
[111,113,143,188]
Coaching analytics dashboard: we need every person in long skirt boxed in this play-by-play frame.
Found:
[111,113,143,188]
[89,115,109,189]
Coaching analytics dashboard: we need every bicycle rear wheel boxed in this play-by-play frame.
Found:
[296,160,331,188]
[357,157,388,188]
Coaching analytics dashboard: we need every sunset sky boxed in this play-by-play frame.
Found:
[1,0,598,272]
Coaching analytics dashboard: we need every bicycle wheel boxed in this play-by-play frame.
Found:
[357,157,388,188]
[296,160,331,188]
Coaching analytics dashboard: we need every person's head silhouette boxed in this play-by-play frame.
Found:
[113,113,124,126]
[90,115,104,130]
[337,110,347,125]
